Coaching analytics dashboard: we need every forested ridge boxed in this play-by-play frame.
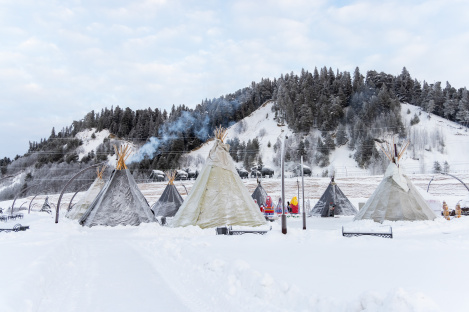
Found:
[1,66,468,199]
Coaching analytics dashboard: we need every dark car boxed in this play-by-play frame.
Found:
[294,165,312,177]
[183,167,199,180]
[237,168,249,179]
[250,166,261,178]
[175,169,188,181]
[261,166,274,178]
[250,165,274,178]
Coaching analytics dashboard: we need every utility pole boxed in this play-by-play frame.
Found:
[301,156,306,230]
[281,138,287,235]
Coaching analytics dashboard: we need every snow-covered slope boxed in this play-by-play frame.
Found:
[185,101,293,171]
[75,128,110,161]
[74,128,138,167]
[185,102,469,177]
[400,103,469,173]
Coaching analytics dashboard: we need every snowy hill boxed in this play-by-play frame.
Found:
[400,104,469,173]
[183,101,469,177]
[74,128,138,168]
[184,100,292,172]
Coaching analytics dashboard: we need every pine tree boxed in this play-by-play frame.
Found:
[443,161,450,173]
[456,88,469,124]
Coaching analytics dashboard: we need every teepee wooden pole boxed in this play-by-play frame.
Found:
[398,141,410,161]
[214,125,228,142]
[377,143,392,162]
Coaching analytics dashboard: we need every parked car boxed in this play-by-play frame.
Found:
[261,166,274,178]
[250,166,262,178]
[250,165,274,178]
[149,170,165,182]
[175,169,188,181]
[293,164,312,177]
[237,168,249,179]
[185,168,199,180]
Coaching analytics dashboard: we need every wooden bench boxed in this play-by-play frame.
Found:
[0,224,30,233]
[342,226,393,239]
[216,226,271,235]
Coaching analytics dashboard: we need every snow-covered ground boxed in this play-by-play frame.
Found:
[1,173,468,312]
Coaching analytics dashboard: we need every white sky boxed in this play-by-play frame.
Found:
[1,0,468,158]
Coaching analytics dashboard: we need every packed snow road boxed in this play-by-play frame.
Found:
[1,211,469,311]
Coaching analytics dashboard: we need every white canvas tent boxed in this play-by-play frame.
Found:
[354,139,436,222]
[171,127,266,228]
[66,166,106,220]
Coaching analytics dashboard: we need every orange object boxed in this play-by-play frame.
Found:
[443,201,450,220]
[456,203,462,218]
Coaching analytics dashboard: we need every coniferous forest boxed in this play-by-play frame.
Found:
[1,66,468,199]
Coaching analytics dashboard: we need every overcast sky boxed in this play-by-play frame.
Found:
[1,0,468,158]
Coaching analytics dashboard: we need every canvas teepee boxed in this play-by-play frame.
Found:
[309,176,357,217]
[251,179,268,208]
[151,170,184,218]
[79,144,156,227]
[66,166,106,220]
[354,138,436,222]
[171,126,266,228]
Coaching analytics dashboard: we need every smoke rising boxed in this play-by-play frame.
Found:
[128,111,210,164]
[128,89,254,164]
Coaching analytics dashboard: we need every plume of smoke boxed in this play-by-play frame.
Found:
[128,89,252,164]
[127,137,161,164]
[128,111,211,164]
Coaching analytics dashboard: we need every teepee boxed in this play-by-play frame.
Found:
[251,179,268,208]
[66,166,106,220]
[309,176,357,217]
[354,138,436,222]
[79,144,156,227]
[171,126,266,228]
[151,170,184,218]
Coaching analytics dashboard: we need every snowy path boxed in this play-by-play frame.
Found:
[1,221,192,312]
